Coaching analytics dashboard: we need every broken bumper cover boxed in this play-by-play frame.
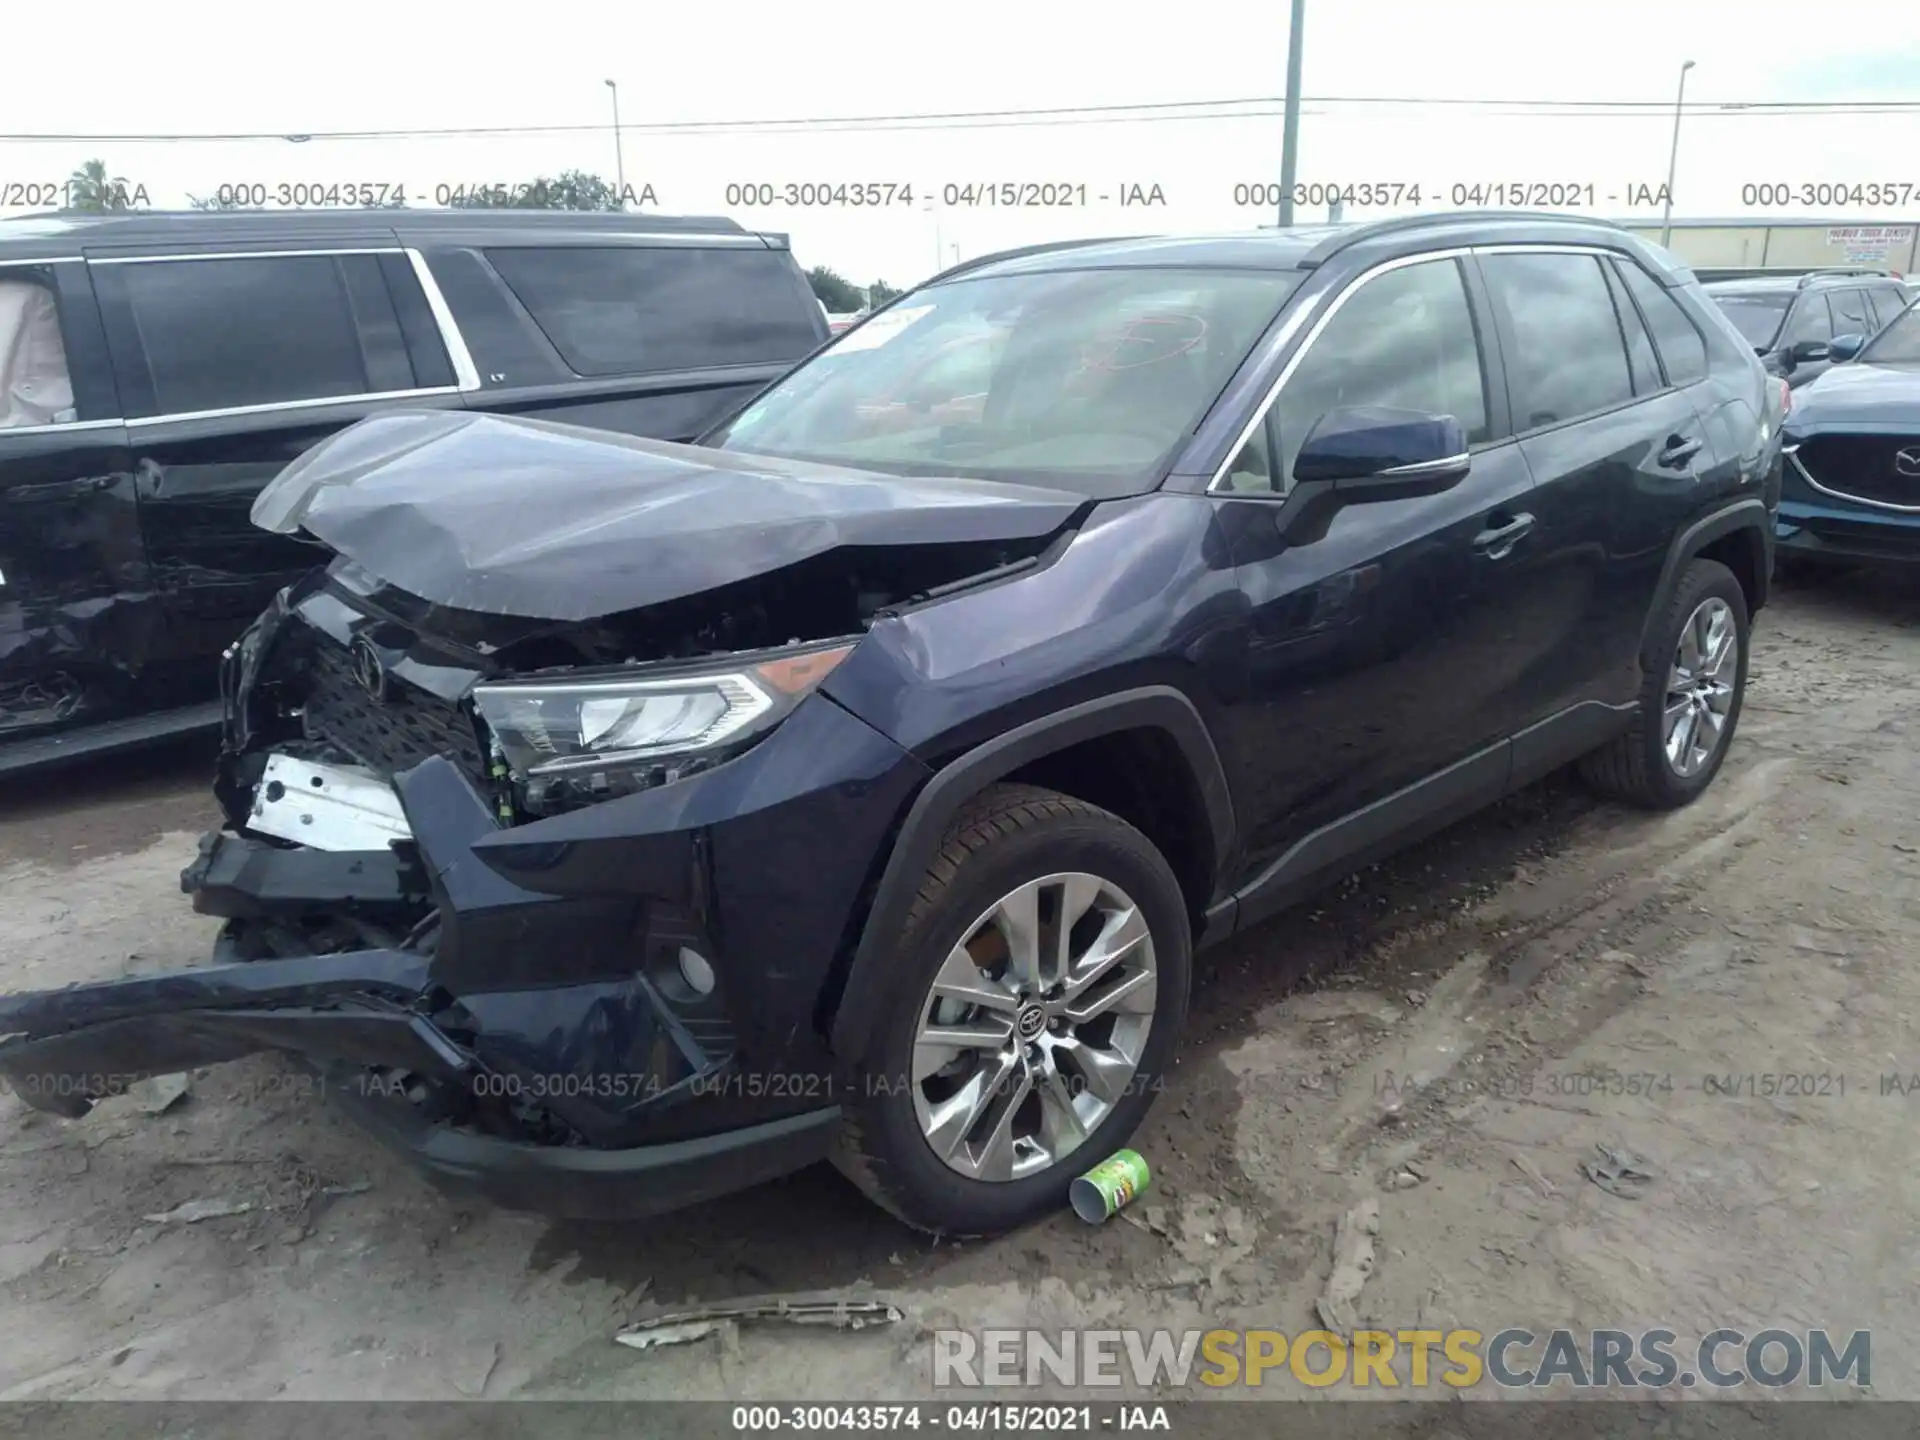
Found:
[0,691,930,1219]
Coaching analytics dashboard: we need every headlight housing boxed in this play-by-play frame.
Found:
[473,640,855,811]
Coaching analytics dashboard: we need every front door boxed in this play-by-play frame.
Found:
[1209,254,1548,906]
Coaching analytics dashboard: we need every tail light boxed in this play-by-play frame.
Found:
[1779,377,1791,416]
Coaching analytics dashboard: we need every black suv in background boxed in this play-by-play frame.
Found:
[0,209,828,771]
[0,213,1780,1237]
[1699,269,1912,389]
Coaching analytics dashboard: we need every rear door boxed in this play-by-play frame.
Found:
[0,258,150,732]
[1476,248,1712,742]
[428,237,825,439]
[89,244,465,668]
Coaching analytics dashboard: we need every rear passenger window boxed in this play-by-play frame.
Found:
[1481,253,1632,429]
[115,256,377,416]
[1602,263,1662,394]
[1615,261,1707,385]
[486,245,822,377]
[1262,257,1489,488]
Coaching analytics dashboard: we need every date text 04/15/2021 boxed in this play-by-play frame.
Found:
[1229,181,1674,209]
[728,1404,1172,1431]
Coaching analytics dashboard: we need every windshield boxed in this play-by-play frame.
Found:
[1860,299,1920,363]
[707,267,1303,494]
[1708,292,1791,349]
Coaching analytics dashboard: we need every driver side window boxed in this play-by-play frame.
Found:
[1225,258,1489,494]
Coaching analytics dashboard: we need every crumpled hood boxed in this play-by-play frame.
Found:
[1788,362,1920,433]
[253,410,1086,622]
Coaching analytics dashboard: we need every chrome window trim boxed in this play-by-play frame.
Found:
[0,417,125,437]
[1789,447,1920,514]
[124,385,463,429]
[90,247,406,264]
[1207,242,1626,497]
[0,256,84,267]
[404,248,482,392]
[1378,452,1471,478]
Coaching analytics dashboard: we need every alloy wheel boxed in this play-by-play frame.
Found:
[910,872,1157,1181]
[1664,596,1738,779]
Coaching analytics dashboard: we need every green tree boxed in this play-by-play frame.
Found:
[67,158,137,213]
[868,280,903,307]
[806,266,866,312]
[446,171,628,211]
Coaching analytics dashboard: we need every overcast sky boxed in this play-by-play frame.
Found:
[5,0,1919,287]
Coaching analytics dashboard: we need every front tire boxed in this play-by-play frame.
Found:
[1579,557,1749,810]
[832,784,1190,1235]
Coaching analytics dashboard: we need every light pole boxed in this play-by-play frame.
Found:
[1660,60,1694,248]
[1277,0,1306,227]
[604,79,626,208]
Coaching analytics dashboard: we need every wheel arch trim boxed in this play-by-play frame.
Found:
[1639,498,1771,673]
[825,686,1234,1063]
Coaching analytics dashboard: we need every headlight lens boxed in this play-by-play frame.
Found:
[473,640,855,806]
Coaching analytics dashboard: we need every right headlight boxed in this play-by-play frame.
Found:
[473,640,855,809]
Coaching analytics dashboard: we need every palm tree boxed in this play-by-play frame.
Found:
[67,158,132,213]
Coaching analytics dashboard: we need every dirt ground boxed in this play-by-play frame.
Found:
[1,568,1916,1410]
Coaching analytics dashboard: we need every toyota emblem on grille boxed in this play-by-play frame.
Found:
[349,635,388,702]
[1895,446,1920,479]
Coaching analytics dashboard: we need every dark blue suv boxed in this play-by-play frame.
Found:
[0,213,1780,1236]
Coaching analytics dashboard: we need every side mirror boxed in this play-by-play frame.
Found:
[1789,338,1831,364]
[1273,407,1469,546]
[1827,333,1867,363]
[1292,406,1470,494]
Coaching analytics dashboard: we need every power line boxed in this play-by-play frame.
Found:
[5,94,1920,144]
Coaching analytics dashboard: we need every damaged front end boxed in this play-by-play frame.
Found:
[0,411,1078,1218]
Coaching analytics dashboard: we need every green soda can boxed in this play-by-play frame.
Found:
[1069,1148,1151,1223]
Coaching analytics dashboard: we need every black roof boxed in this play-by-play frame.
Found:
[0,207,766,260]
[943,211,1692,284]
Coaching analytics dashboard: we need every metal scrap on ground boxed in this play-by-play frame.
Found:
[615,1293,904,1352]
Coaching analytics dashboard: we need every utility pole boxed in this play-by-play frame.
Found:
[1660,60,1694,248]
[604,79,627,208]
[1277,0,1306,227]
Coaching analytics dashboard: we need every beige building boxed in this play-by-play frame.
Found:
[1615,217,1919,273]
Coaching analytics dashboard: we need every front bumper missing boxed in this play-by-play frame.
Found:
[0,754,842,1219]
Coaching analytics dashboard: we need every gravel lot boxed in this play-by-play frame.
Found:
[1,568,1916,1410]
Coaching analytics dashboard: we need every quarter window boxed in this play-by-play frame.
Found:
[116,256,377,416]
[486,245,823,377]
[1481,253,1632,430]
[1250,258,1489,491]
[1616,261,1707,385]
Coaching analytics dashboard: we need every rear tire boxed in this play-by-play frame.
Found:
[1579,558,1748,810]
[831,783,1190,1235]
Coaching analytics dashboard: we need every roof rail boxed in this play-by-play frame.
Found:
[1297,209,1623,269]
[1796,266,1896,287]
[923,235,1145,284]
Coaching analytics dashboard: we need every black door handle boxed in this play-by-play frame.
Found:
[1659,435,1704,468]
[1472,512,1534,559]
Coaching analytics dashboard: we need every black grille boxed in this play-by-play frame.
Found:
[302,639,488,783]
[1797,435,1920,509]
